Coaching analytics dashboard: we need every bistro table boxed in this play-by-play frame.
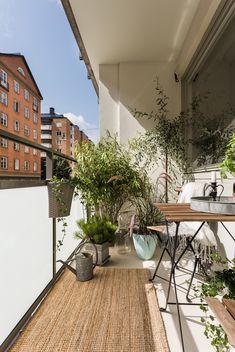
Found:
[151,203,235,352]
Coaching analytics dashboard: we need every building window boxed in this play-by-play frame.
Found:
[24,89,29,101]
[0,69,8,88]
[17,67,25,77]
[24,107,29,118]
[33,129,37,140]
[33,113,37,123]
[0,138,8,148]
[56,140,62,145]
[24,160,30,170]
[33,161,37,172]
[24,146,30,153]
[14,159,20,170]
[14,142,20,151]
[33,96,38,111]
[0,156,8,169]
[14,120,20,132]
[1,91,7,105]
[62,132,66,139]
[0,112,7,126]
[33,148,37,155]
[24,124,30,136]
[13,100,20,112]
[56,131,61,136]
[56,122,62,127]
[13,80,20,94]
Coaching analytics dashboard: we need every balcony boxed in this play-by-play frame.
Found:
[41,142,52,148]
[41,125,52,131]
[40,134,52,139]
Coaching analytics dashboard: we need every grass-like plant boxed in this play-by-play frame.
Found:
[75,215,117,245]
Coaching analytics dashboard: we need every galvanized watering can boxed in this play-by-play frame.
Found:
[57,240,97,281]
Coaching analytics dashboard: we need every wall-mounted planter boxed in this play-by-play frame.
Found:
[47,181,75,218]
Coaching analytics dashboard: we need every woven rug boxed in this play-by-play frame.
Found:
[10,268,169,352]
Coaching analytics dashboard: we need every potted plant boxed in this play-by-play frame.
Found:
[131,193,161,260]
[47,156,75,218]
[195,254,235,352]
[73,136,146,223]
[75,215,117,265]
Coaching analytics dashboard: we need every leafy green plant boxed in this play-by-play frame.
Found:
[195,254,235,351]
[191,95,233,166]
[53,156,72,180]
[220,133,235,178]
[75,215,117,245]
[132,78,192,176]
[73,136,147,223]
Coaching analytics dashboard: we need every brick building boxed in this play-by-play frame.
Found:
[41,107,90,158]
[0,53,43,178]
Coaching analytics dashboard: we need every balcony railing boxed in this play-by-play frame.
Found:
[0,129,81,352]
[41,125,52,130]
[40,134,52,139]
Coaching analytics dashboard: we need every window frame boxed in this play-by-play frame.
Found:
[0,112,8,127]
[14,120,20,132]
[24,124,30,137]
[1,91,7,106]
[13,80,20,94]
[0,138,8,148]
[0,156,8,169]
[14,159,20,170]
[24,160,30,171]
[0,69,8,87]
[24,89,29,101]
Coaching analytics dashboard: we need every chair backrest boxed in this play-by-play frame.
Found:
[177,182,206,204]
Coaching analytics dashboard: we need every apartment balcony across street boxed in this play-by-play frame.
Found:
[40,125,52,130]
[40,133,52,139]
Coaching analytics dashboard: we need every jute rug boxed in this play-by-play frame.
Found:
[10,268,169,352]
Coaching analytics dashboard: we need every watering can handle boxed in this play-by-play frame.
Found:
[74,239,98,269]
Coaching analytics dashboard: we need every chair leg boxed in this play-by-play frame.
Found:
[186,257,198,302]
[150,238,169,281]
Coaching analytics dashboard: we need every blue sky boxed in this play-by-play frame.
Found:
[0,0,99,142]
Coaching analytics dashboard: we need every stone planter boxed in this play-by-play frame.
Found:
[82,241,110,266]
[47,181,75,218]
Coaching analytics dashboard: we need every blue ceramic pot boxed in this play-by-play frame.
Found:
[133,234,157,260]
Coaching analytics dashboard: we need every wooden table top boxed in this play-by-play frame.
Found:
[155,203,235,222]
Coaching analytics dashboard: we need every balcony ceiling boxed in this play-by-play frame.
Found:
[68,0,201,81]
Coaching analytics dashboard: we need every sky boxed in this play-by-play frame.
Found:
[0,0,99,142]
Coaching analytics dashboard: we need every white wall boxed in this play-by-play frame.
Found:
[0,186,84,345]
[99,62,181,143]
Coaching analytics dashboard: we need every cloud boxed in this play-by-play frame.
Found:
[64,112,99,143]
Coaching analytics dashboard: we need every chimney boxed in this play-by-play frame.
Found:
[49,107,55,115]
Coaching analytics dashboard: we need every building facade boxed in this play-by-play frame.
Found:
[41,107,90,158]
[0,53,43,178]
